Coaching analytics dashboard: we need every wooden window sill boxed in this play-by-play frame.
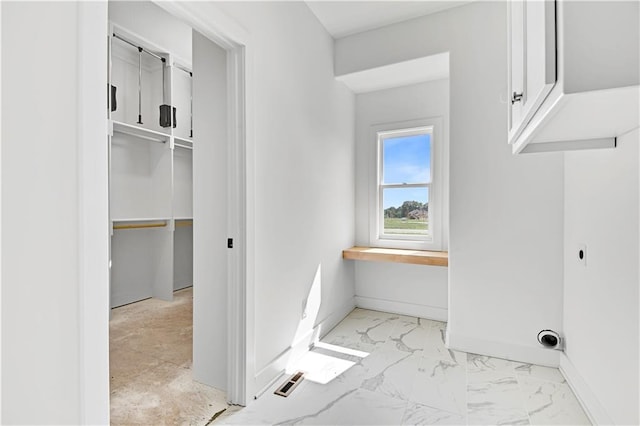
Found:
[342,246,448,267]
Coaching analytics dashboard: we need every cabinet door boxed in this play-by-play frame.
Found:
[509,0,525,133]
[509,0,557,140]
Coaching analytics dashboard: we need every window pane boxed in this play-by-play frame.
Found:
[382,187,429,236]
[382,133,431,184]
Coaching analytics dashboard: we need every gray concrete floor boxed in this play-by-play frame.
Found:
[109,287,229,425]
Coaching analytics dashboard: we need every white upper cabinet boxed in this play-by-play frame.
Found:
[509,0,556,141]
[508,1,639,154]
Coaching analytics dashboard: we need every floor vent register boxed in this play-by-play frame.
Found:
[274,371,304,397]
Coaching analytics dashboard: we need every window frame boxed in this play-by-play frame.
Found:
[369,118,444,251]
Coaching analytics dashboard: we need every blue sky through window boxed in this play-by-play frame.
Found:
[383,133,431,184]
[382,133,431,209]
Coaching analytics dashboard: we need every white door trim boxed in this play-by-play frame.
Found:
[0,1,4,421]
[77,2,110,423]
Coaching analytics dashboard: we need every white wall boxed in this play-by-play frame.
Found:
[354,80,449,320]
[355,262,448,321]
[336,2,565,366]
[562,129,639,425]
[109,1,192,65]
[2,2,109,424]
[213,1,356,394]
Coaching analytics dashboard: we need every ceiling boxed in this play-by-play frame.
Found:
[306,1,473,39]
[336,52,449,93]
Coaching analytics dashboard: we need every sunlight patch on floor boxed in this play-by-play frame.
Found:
[314,341,370,359]
[286,351,356,385]
[285,341,370,385]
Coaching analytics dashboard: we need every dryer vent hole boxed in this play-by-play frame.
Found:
[540,334,558,347]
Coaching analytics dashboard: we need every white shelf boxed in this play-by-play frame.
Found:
[174,217,193,221]
[112,217,171,223]
[112,120,170,143]
[174,136,193,149]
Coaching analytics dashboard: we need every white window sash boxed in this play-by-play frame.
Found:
[377,127,433,243]
[369,117,444,251]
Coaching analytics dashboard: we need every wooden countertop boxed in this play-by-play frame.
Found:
[342,246,448,267]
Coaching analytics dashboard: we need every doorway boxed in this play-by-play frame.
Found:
[78,1,249,422]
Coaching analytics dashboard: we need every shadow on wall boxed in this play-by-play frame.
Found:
[284,264,369,385]
[286,264,323,367]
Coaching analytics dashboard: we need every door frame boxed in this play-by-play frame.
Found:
[78,1,253,422]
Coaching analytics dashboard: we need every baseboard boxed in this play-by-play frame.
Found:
[317,296,357,339]
[559,352,613,425]
[252,296,356,398]
[354,296,447,322]
[446,331,560,367]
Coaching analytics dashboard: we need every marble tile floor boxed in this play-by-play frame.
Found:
[217,308,590,425]
[110,287,230,425]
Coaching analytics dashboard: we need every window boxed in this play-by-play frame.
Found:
[370,119,444,251]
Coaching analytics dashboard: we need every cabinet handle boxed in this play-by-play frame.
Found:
[511,92,524,104]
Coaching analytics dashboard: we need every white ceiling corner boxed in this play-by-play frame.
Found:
[305,1,474,39]
[335,52,450,93]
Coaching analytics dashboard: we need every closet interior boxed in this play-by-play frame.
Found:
[108,20,194,308]
[108,0,230,394]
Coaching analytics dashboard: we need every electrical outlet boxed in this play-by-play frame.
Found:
[577,244,587,267]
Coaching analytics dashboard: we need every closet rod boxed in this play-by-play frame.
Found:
[112,33,164,62]
[113,222,167,230]
[174,64,193,138]
[174,143,192,150]
[175,64,192,77]
[176,221,193,228]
